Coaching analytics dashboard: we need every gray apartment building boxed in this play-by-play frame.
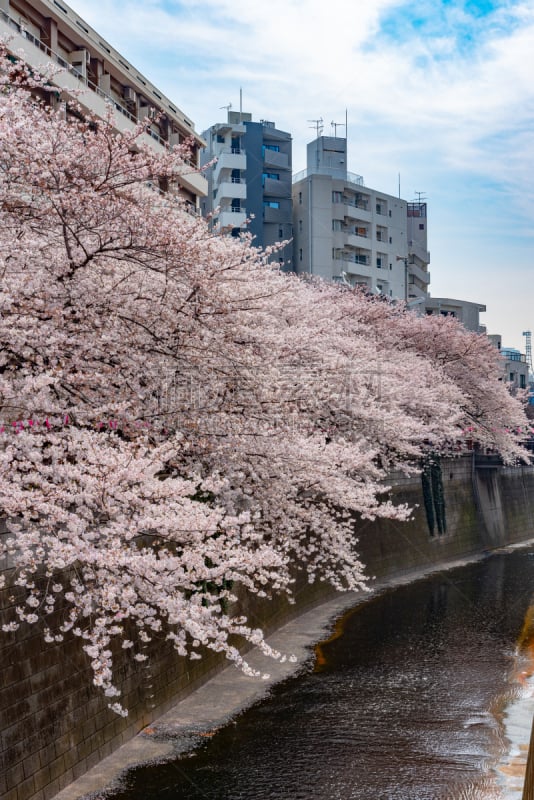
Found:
[201,111,293,268]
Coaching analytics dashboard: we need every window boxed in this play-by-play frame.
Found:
[298,220,303,232]
[298,191,302,205]
[419,223,425,230]
[299,248,303,261]
[389,210,392,217]
[376,203,382,215]
[216,134,225,143]
[231,199,241,212]
[389,236,392,244]
[520,374,527,389]
[278,227,283,238]
[262,172,280,181]
[262,144,280,155]
[263,200,280,208]
[376,257,382,268]
[332,191,343,203]
[332,219,343,231]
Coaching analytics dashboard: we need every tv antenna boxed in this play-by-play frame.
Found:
[331,120,346,137]
[413,191,427,203]
[219,102,232,112]
[308,117,324,137]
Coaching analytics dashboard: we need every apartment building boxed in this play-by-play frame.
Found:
[292,136,430,300]
[488,335,529,392]
[424,298,487,333]
[0,0,207,210]
[201,111,293,267]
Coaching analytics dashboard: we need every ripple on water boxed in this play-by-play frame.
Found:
[109,552,534,800]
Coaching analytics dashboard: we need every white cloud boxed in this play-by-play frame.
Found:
[67,0,534,347]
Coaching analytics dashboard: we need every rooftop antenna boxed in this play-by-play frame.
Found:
[523,330,533,372]
[331,120,346,137]
[413,191,427,203]
[308,117,324,137]
[220,102,232,121]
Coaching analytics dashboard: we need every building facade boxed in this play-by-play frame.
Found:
[423,298,487,333]
[292,136,430,300]
[488,336,529,392]
[201,111,293,267]
[0,0,207,210]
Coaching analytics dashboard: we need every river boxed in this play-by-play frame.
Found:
[105,549,534,799]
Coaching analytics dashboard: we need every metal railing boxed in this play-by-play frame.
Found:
[0,7,196,164]
[293,167,364,186]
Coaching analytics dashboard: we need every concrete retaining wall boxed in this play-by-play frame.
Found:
[2,454,534,800]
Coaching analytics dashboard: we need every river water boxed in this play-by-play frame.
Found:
[108,549,534,800]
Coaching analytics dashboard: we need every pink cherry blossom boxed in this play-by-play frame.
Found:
[0,48,528,714]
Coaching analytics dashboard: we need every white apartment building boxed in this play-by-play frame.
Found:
[0,0,207,210]
[424,298,487,333]
[292,136,430,300]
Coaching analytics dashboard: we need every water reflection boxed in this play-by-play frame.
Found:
[110,551,534,800]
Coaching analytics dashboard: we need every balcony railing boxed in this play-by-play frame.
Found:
[293,168,364,185]
[335,254,370,266]
[0,7,198,162]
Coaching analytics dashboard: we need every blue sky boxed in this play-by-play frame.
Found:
[70,0,534,351]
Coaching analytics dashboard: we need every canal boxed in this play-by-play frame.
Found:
[107,549,534,799]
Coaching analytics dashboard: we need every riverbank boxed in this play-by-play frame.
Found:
[53,549,526,800]
[6,455,534,800]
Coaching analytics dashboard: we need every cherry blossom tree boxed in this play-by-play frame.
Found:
[0,49,528,713]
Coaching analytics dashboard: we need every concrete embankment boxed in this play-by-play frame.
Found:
[2,453,534,800]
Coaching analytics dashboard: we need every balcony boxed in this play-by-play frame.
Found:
[263,206,286,224]
[408,240,430,264]
[408,262,431,285]
[215,181,247,202]
[175,167,207,198]
[343,204,371,222]
[407,283,428,300]
[347,233,371,248]
[263,149,289,170]
[216,209,247,229]
[212,150,247,183]
[339,259,374,280]
[263,177,291,198]
[0,10,208,200]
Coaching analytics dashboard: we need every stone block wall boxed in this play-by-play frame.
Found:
[2,454,534,800]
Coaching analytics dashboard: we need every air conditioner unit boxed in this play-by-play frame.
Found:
[85,49,91,64]
[123,86,136,105]
[148,106,157,120]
